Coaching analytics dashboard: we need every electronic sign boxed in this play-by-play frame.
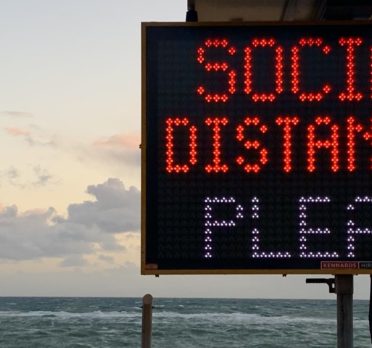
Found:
[142,22,372,275]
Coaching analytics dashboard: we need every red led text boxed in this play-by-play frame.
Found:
[196,36,370,103]
[164,115,372,174]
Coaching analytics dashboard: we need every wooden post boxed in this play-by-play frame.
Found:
[142,294,153,348]
[336,275,353,348]
[369,275,372,344]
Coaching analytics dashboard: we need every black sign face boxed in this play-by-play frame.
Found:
[142,22,372,274]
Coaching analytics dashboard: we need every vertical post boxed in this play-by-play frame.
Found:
[336,275,353,348]
[186,0,198,22]
[369,275,372,344]
[142,294,153,348]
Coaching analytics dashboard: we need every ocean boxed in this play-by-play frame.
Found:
[0,297,370,347]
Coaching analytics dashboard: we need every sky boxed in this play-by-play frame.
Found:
[0,0,370,299]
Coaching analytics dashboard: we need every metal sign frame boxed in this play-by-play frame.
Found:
[141,21,372,275]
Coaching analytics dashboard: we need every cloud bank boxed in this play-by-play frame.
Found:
[0,178,140,261]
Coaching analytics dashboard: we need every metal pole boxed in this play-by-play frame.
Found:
[142,294,153,348]
[336,275,353,348]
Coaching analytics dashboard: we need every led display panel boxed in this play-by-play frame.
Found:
[142,22,372,275]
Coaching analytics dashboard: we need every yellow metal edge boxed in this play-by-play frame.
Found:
[142,268,372,275]
[141,23,147,276]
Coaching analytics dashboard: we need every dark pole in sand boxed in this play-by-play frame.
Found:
[336,275,353,348]
[142,294,153,348]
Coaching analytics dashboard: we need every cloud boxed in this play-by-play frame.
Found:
[0,165,56,188]
[4,127,30,137]
[2,167,23,188]
[98,254,115,263]
[5,167,20,180]
[0,206,101,260]
[0,111,33,118]
[25,134,56,147]
[92,133,140,167]
[32,165,54,187]
[0,178,139,261]
[4,124,140,169]
[94,133,140,149]
[4,125,56,147]
[68,178,140,233]
[60,255,87,267]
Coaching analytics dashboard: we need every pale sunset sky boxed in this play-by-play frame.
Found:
[0,0,369,299]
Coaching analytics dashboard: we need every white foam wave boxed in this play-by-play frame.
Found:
[0,310,345,325]
[153,311,338,325]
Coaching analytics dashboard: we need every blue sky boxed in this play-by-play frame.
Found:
[0,0,369,299]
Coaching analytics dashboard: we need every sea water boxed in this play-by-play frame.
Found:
[0,297,370,347]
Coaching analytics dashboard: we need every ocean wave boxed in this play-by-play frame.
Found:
[0,310,140,320]
[0,309,368,329]
[152,311,340,325]
[0,309,344,325]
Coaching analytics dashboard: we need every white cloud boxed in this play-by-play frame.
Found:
[0,178,140,261]
[4,127,30,137]
[0,111,33,118]
[92,133,141,167]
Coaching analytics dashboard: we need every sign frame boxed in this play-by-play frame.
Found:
[141,21,372,275]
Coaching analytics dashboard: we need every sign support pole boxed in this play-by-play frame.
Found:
[336,275,353,348]
[306,275,354,347]
[142,294,153,348]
